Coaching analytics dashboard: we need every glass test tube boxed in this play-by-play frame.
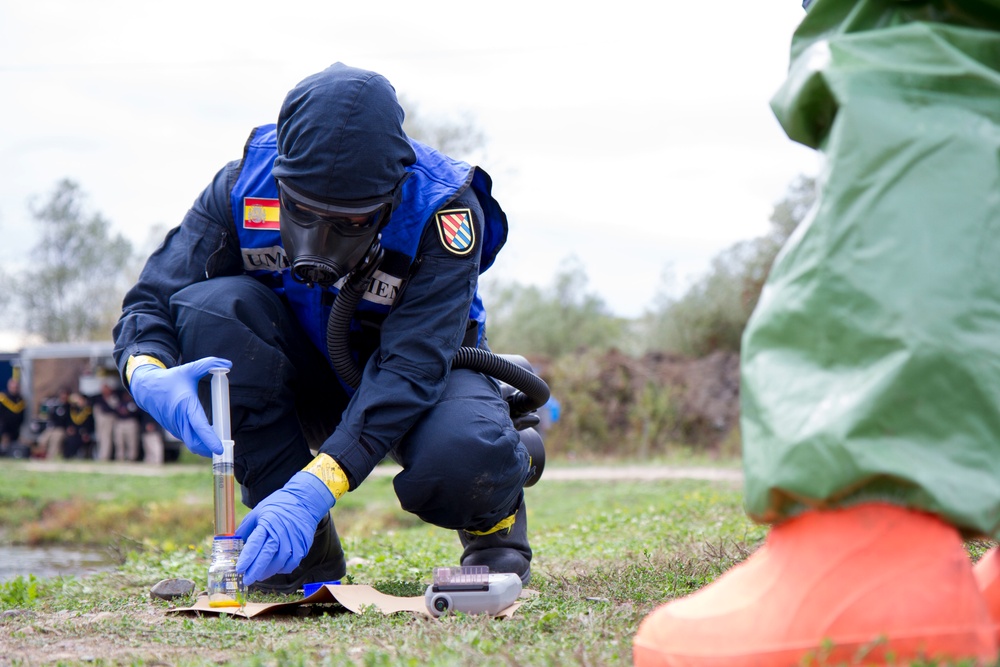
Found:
[211,369,236,537]
[207,368,245,608]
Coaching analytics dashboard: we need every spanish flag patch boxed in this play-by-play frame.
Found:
[435,208,475,256]
[244,197,280,230]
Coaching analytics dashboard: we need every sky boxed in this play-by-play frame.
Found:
[0,1,820,324]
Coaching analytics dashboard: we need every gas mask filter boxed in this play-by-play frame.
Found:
[278,181,400,288]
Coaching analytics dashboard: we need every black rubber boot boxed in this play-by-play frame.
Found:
[459,504,532,585]
[248,513,346,595]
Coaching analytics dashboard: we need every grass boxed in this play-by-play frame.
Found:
[0,458,995,666]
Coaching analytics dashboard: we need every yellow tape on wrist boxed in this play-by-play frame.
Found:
[125,354,166,384]
[465,511,517,536]
[302,453,350,500]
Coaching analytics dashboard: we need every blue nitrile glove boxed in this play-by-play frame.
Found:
[128,357,232,458]
[235,471,336,585]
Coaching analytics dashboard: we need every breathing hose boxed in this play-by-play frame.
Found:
[325,258,550,415]
[325,247,383,391]
[450,347,550,415]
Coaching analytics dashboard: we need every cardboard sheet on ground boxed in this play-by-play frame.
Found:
[167,584,528,619]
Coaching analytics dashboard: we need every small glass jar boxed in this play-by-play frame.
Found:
[207,536,246,608]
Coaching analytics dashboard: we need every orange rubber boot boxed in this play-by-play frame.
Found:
[633,502,996,667]
[973,546,1000,644]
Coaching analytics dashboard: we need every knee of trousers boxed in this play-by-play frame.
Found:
[169,276,292,357]
[392,406,530,531]
[168,276,321,397]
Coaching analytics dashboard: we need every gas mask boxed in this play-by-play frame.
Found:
[278,180,401,288]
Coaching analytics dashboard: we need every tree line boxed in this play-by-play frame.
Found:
[4,173,817,358]
[485,174,817,360]
[480,174,817,459]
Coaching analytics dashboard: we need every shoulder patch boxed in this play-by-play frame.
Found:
[435,208,476,256]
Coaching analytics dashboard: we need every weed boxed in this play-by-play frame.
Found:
[0,574,40,609]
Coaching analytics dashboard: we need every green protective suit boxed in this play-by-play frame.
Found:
[741,0,1000,536]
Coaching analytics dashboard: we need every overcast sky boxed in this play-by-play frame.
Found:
[1,2,820,321]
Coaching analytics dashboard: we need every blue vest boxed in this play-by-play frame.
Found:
[230,124,507,373]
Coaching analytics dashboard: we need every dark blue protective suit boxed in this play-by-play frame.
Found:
[113,72,530,534]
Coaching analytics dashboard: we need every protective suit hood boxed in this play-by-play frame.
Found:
[272,62,416,201]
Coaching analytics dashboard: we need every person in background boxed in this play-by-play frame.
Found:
[112,389,141,462]
[537,395,560,435]
[63,392,94,459]
[0,377,25,457]
[92,383,119,461]
[633,2,1000,665]
[38,388,71,460]
[140,408,165,465]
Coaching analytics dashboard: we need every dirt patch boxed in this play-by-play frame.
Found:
[0,608,221,666]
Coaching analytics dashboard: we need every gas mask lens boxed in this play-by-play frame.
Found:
[278,184,390,234]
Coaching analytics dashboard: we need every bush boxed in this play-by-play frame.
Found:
[0,575,39,609]
[537,348,740,459]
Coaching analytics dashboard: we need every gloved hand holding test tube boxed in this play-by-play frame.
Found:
[207,368,246,608]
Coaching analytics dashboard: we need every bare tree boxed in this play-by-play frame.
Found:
[484,256,625,358]
[17,179,134,342]
[400,95,488,163]
[640,174,818,357]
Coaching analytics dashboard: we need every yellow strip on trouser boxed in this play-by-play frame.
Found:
[465,511,516,537]
[302,453,350,500]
